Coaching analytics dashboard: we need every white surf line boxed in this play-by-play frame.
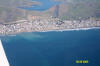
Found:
[0,40,10,66]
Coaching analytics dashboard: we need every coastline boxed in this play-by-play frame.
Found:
[34,27,100,32]
[0,27,100,37]
[0,17,100,36]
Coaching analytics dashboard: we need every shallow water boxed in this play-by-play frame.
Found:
[19,0,61,11]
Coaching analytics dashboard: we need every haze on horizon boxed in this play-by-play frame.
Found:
[0,0,100,23]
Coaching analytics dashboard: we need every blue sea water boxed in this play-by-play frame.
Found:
[1,29,100,66]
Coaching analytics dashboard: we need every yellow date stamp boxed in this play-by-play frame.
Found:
[76,60,89,64]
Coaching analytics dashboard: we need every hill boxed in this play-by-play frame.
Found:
[0,0,100,23]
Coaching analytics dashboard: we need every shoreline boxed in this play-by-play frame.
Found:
[0,17,100,36]
[35,27,100,32]
[0,27,100,36]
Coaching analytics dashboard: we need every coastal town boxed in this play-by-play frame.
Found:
[0,16,100,35]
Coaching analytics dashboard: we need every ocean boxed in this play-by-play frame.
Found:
[1,29,100,66]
